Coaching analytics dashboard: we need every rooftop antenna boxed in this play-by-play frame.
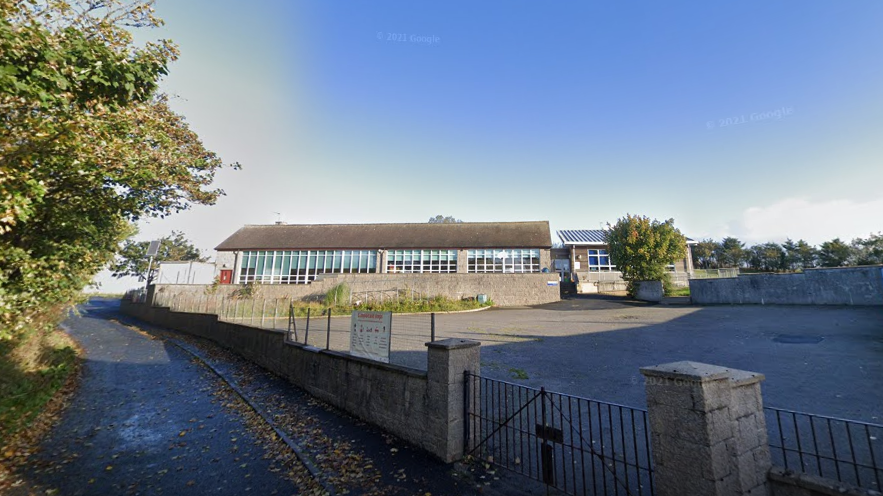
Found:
[273,212,284,225]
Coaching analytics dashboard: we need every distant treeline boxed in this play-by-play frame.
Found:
[691,234,882,272]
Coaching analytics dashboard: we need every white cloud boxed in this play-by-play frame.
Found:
[732,197,882,246]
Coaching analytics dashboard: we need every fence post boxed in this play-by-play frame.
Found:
[287,301,297,341]
[250,299,256,326]
[640,361,772,496]
[463,370,470,455]
[326,310,332,350]
[426,338,481,462]
[305,307,311,345]
[273,299,278,330]
[260,299,266,328]
[539,387,555,486]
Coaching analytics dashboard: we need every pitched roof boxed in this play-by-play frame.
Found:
[216,221,552,251]
[557,229,697,245]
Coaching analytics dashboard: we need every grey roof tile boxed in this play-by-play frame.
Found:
[216,221,552,251]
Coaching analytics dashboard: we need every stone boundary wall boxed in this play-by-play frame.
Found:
[152,272,561,307]
[690,266,883,306]
[120,300,479,462]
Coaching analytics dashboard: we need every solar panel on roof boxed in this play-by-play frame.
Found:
[556,229,608,244]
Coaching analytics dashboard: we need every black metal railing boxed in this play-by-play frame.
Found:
[465,373,654,496]
[765,406,882,491]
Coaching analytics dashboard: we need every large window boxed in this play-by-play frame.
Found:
[587,249,616,272]
[467,249,541,273]
[387,250,457,273]
[238,250,377,284]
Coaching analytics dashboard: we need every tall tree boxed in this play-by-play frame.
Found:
[715,237,746,268]
[110,231,207,284]
[747,242,785,272]
[1,0,235,340]
[852,233,883,266]
[606,214,687,294]
[818,238,854,267]
[691,239,719,269]
[428,215,463,224]
[794,239,818,269]
[781,239,801,271]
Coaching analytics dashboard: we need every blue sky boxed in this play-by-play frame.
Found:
[95,0,883,291]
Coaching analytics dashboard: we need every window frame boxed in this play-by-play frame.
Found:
[467,248,541,273]
[238,250,378,284]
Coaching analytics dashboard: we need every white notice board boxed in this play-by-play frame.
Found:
[350,311,392,363]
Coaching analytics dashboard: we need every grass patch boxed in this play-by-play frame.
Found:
[0,326,79,443]
[508,367,529,380]
[83,292,124,298]
[288,291,491,317]
[666,287,691,297]
[324,283,351,307]
[190,285,493,321]
[662,273,690,297]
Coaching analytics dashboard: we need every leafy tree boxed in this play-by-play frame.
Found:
[715,237,746,268]
[1,0,234,340]
[781,239,801,271]
[428,215,463,224]
[793,239,818,269]
[110,231,207,284]
[852,233,883,266]
[747,242,785,272]
[606,214,687,293]
[691,239,719,269]
[818,238,854,267]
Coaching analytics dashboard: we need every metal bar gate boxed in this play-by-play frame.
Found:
[465,372,655,496]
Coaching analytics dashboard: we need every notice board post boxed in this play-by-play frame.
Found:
[350,311,392,363]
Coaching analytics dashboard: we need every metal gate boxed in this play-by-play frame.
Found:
[465,373,655,496]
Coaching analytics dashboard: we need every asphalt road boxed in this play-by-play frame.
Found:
[222,294,882,422]
[436,296,883,423]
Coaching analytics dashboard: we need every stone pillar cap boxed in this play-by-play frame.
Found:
[640,361,764,384]
[426,338,481,350]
